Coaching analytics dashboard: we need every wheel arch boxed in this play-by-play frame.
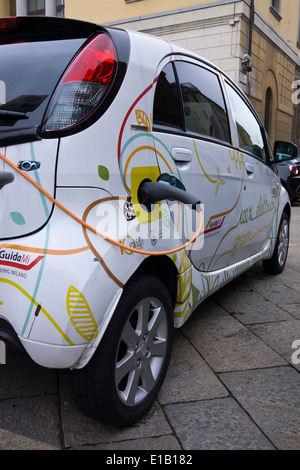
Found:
[74,255,178,370]
[128,255,178,310]
[283,202,291,221]
[281,180,292,202]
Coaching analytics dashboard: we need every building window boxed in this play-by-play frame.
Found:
[27,0,45,15]
[270,0,282,20]
[56,0,64,16]
[27,0,64,16]
[271,0,281,12]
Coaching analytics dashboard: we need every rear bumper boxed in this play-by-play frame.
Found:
[0,318,86,367]
[20,337,87,369]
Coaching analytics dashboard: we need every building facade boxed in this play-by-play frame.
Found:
[0,0,299,147]
[64,0,300,148]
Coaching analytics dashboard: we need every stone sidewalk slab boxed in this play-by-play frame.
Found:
[158,330,228,404]
[0,395,61,450]
[243,276,300,304]
[215,289,294,325]
[220,367,300,450]
[59,372,174,449]
[164,397,275,450]
[182,299,286,373]
[0,349,57,399]
[72,436,182,451]
[278,303,300,320]
[249,320,300,369]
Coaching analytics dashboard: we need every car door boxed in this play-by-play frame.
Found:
[224,81,279,259]
[152,58,245,272]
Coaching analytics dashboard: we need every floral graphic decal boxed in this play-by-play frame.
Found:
[66,285,98,341]
[135,109,151,131]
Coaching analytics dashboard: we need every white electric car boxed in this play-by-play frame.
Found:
[0,16,293,426]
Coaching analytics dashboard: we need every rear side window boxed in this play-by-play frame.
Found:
[153,62,183,129]
[0,38,87,136]
[176,61,231,143]
[225,82,266,160]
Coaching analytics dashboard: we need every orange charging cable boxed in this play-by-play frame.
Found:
[0,152,203,256]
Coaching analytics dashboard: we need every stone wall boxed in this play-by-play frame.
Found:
[245,21,296,143]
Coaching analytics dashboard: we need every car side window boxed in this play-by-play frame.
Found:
[225,82,266,161]
[153,62,183,129]
[175,61,231,143]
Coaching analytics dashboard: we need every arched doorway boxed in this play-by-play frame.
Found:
[263,70,278,144]
[264,87,273,137]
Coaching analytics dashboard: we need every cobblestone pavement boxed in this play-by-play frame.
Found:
[0,204,299,451]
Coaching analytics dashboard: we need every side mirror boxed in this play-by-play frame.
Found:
[274,141,298,162]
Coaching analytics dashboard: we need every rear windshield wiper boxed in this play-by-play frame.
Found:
[0,110,29,121]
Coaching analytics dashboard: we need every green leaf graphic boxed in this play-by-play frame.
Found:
[98,165,110,181]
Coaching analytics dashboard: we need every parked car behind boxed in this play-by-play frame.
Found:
[0,16,293,426]
[274,141,300,203]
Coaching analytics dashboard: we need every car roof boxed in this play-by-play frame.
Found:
[126,28,230,78]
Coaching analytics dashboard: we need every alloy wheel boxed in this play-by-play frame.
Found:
[115,297,168,406]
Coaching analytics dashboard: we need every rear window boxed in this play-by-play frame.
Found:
[0,19,93,146]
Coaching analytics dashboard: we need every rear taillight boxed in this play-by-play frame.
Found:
[289,165,299,175]
[42,33,116,134]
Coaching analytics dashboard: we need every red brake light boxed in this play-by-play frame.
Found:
[43,33,116,133]
[290,165,299,175]
[62,34,115,85]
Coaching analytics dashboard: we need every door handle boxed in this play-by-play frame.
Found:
[0,171,14,190]
[245,163,254,175]
[172,148,192,162]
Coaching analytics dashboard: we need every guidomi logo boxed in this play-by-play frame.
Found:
[0,250,44,271]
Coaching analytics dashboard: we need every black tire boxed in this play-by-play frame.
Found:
[71,275,174,426]
[263,211,289,274]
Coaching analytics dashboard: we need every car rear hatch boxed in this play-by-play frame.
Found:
[0,16,109,240]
